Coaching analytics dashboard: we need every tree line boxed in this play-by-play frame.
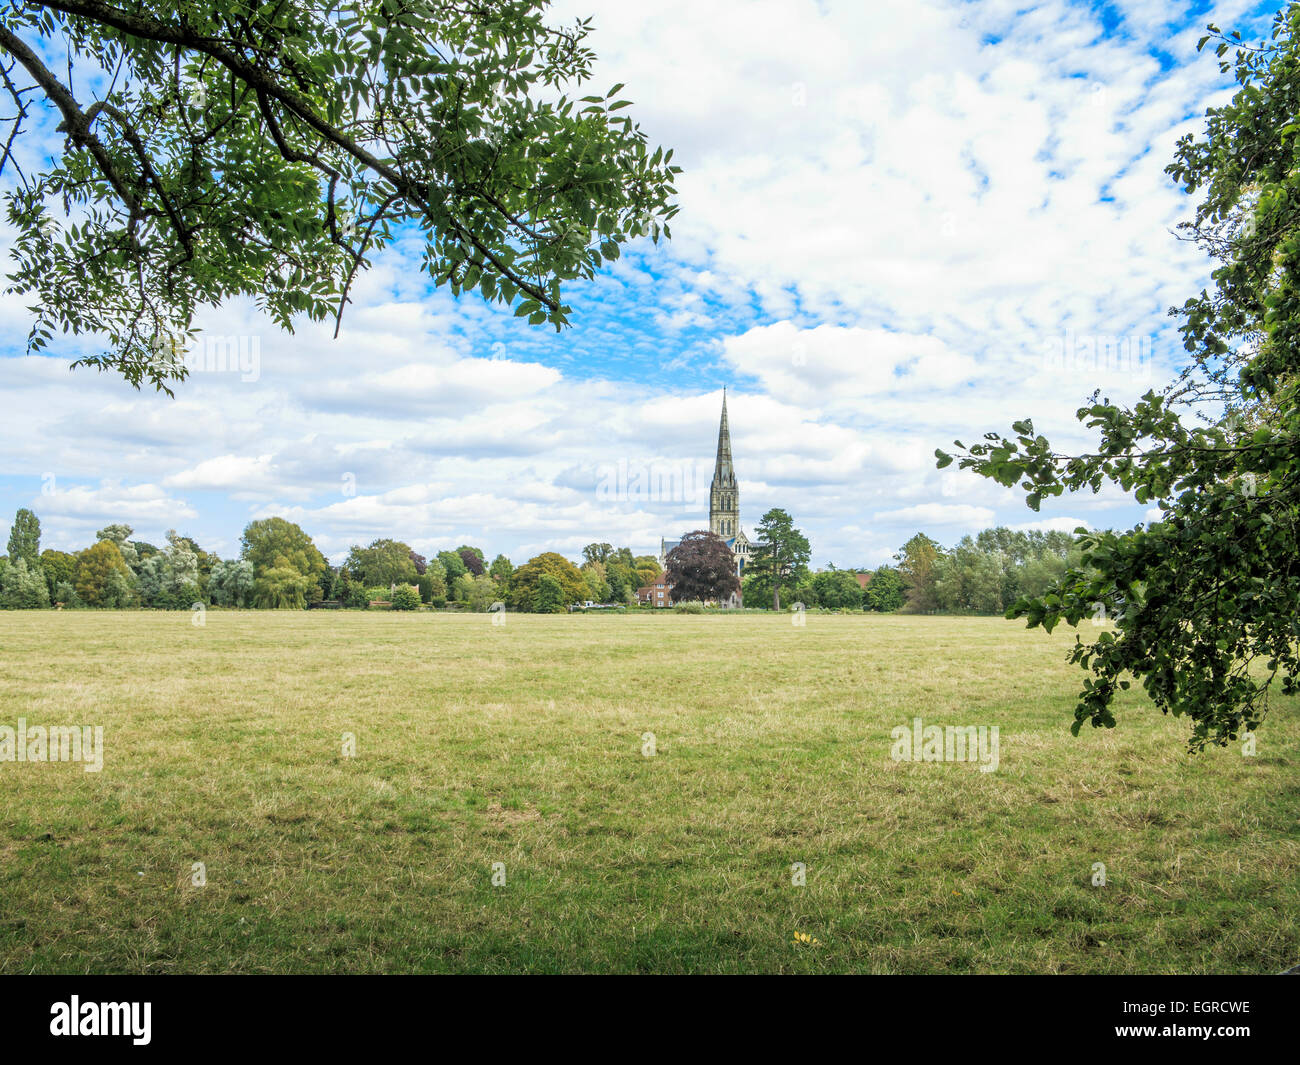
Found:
[0,509,668,614]
[1,504,1081,615]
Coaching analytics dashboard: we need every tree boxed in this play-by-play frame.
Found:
[812,569,863,609]
[95,524,142,570]
[865,566,904,612]
[534,573,565,613]
[5,508,40,566]
[169,532,218,597]
[937,10,1300,749]
[664,530,740,604]
[346,538,417,587]
[457,546,486,576]
[508,552,585,612]
[209,559,254,608]
[425,558,448,607]
[633,555,663,587]
[74,540,135,606]
[463,574,498,612]
[240,517,327,605]
[134,529,202,608]
[488,554,515,587]
[894,533,942,614]
[603,548,641,604]
[252,566,314,609]
[582,543,614,566]
[933,538,1004,615]
[580,561,610,603]
[0,557,50,608]
[748,508,811,610]
[0,2,679,391]
[95,523,133,545]
[40,549,77,599]
[437,550,468,583]
[390,585,421,611]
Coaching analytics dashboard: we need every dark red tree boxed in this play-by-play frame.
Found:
[664,530,741,604]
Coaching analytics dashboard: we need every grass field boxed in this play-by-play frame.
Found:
[0,610,1296,974]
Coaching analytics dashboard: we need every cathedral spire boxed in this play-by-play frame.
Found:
[710,389,738,539]
[714,388,733,482]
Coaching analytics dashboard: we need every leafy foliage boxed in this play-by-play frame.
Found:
[508,551,584,611]
[456,546,486,576]
[0,1,679,390]
[747,508,811,610]
[74,539,135,606]
[241,517,328,606]
[209,559,255,608]
[389,584,421,611]
[5,508,40,566]
[346,538,418,587]
[935,8,1300,748]
[39,549,77,599]
[864,566,904,612]
[534,573,565,613]
[810,569,862,609]
[664,529,740,604]
[0,556,50,608]
[894,533,941,614]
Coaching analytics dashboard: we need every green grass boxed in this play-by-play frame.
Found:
[1,610,1296,973]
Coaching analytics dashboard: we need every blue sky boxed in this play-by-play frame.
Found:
[0,0,1279,568]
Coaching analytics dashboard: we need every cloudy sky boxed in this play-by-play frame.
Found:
[0,0,1274,568]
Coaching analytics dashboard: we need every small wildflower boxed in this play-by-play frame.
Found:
[792,931,821,946]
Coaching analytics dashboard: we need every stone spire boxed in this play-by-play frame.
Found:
[714,387,735,484]
[709,389,739,538]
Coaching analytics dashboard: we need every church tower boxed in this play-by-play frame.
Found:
[709,390,739,539]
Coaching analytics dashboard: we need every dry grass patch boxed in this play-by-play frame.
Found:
[0,610,1296,973]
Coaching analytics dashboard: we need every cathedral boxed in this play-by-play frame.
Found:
[659,390,752,580]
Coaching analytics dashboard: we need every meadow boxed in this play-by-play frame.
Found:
[0,610,1296,974]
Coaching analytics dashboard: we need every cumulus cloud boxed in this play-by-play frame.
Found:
[0,0,1259,565]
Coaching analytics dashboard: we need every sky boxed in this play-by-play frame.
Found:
[0,0,1278,568]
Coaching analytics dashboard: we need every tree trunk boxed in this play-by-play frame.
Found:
[773,585,780,611]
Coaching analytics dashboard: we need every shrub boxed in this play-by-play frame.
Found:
[54,581,81,608]
[390,585,421,611]
[0,557,50,608]
[533,573,565,613]
[345,585,370,609]
[673,601,705,614]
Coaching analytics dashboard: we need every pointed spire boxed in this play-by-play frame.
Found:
[713,388,734,484]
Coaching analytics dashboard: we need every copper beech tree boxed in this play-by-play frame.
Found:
[664,530,740,605]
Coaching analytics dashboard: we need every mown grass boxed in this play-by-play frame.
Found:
[0,610,1296,974]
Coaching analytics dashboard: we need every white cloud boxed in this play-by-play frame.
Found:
[873,503,996,527]
[0,0,1256,566]
[1010,516,1092,533]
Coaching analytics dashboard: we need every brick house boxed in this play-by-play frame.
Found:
[637,576,672,607]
